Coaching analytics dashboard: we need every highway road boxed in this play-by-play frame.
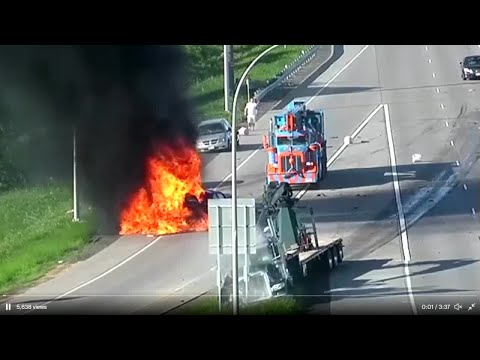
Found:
[4,45,480,315]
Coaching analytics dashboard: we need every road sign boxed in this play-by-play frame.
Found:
[207,198,257,312]
[207,198,257,255]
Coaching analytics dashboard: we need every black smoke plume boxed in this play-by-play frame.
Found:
[0,45,198,233]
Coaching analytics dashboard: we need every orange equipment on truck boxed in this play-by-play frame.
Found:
[263,100,327,189]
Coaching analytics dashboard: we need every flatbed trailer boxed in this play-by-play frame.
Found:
[285,237,344,283]
[217,182,345,305]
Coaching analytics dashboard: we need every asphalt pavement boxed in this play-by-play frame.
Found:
[4,45,480,315]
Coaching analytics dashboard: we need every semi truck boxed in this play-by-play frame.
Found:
[220,181,344,305]
[262,100,328,189]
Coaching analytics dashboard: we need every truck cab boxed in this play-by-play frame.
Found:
[263,101,327,187]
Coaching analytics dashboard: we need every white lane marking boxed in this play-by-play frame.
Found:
[172,266,216,293]
[472,208,476,215]
[440,103,445,109]
[383,104,411,261]
[425,46,429,51]
[403,262,417,315]
[23,235,165,313]
[305,45,371,106]
[432,73,436,78]
[383,103,416,314]
[450,140,455,146]
[351,104,384,139]
[445,121,449,127]
[295,104,384,200]
[463,184,468,190]
[428,59,432,64]
[436,88,440,93]
[214,148,261,190]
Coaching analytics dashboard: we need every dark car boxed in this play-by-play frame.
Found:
[460,55,480,80]
[185,189,232,214]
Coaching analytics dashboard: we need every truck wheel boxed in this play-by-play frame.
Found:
[322,153,327,178]
[287,257,303,286]
[322,249,334,271]
[336,244,344,263]
[302,263,308,277]
[331,246,339,268]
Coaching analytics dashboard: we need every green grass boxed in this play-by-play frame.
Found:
[185,45,312,125]
[182,295,305,315]
[0,186,94,294]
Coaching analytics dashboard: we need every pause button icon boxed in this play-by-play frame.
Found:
[5,303,11,311]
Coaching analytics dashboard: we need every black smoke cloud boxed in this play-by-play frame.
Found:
[0,45,198,233]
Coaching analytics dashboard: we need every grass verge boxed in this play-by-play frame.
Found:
[180,295,305,315]
[0,186,94,294]
[185,45,312,124]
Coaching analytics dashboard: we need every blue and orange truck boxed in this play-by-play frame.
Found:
[262,100,328,189]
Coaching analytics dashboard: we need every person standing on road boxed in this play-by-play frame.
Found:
[244,97,258,131]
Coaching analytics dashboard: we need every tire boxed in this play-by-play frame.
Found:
[323,249,334,271]
[286,257,303,287]
[336,244,344,263]
[322,152,327,179]
[331,246,339,268]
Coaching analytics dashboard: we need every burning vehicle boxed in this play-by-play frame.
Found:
[185,189,231,214]
[119,142,210,236]
[118,137,231,236]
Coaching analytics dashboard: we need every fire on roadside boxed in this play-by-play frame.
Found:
[119,141,208,236]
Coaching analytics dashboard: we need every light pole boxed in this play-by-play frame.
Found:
[230,45,279,315]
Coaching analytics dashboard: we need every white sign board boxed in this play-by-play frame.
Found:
[207,198,257,255]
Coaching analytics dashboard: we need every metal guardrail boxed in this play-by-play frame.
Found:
[253,45,322,102]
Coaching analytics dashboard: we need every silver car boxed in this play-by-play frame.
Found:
[196,118,239,152]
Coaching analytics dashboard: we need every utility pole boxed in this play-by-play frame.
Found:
[224,45,230,112]
[223,45,234,112]
[72,127,80,222]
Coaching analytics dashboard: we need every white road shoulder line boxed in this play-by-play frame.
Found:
[383,103,416,315]
[305,45,371,106]
[383,104,411,261]
[23,235,164,313]
[214,148,261,190]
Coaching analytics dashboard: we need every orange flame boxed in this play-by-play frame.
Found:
[119,141,208,236]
